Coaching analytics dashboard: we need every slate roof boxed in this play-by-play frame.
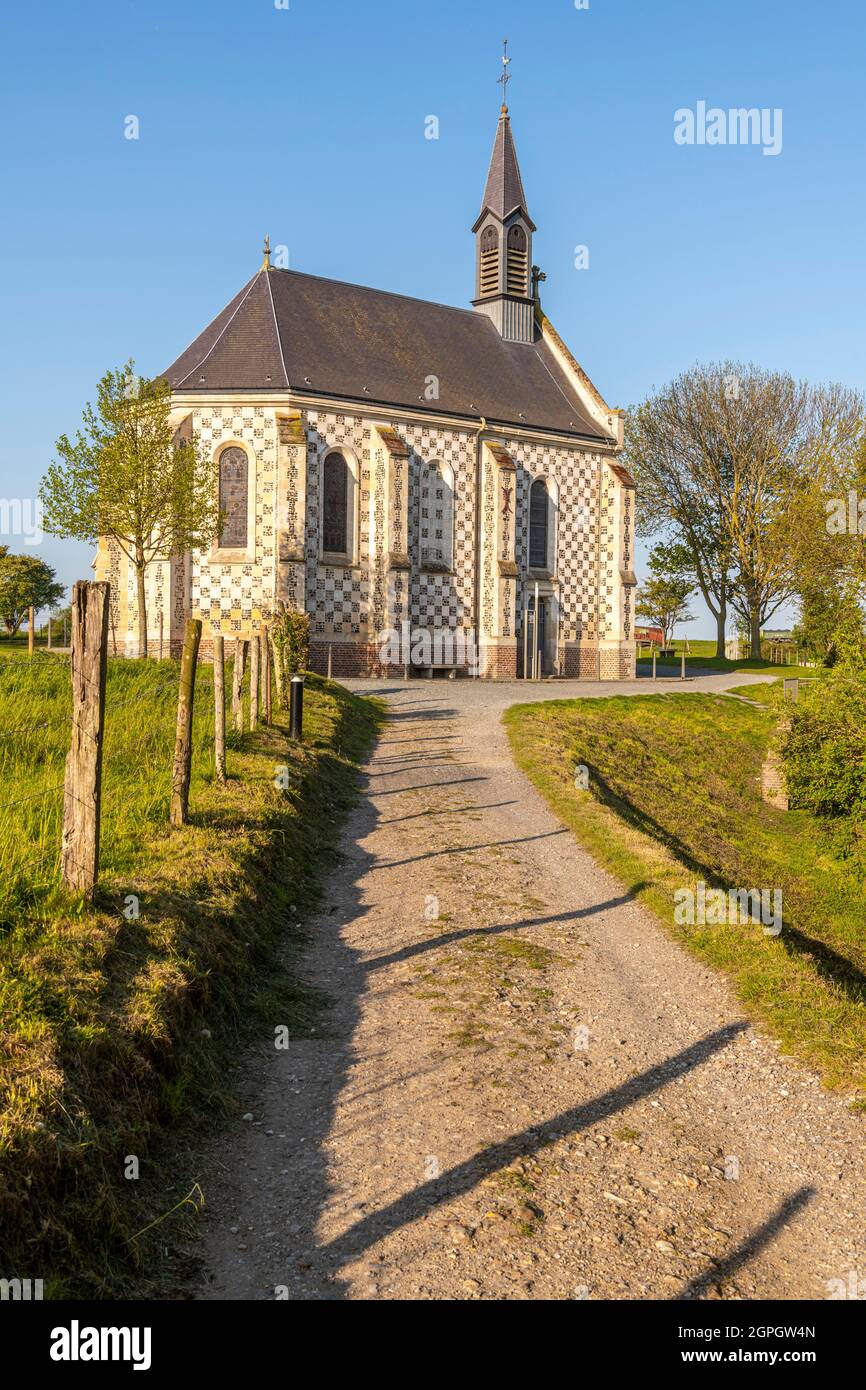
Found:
[163,267,609,441]
[473,110,536,231]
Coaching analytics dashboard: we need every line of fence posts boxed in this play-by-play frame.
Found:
[58,590,286,898]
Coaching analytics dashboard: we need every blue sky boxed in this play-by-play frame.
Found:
[1,0,864,636]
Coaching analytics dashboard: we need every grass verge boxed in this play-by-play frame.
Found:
[504,692,866,1101]
[0,654,382,1296]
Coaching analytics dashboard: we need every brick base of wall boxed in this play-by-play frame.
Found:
[486,648,517,680]
[618,645,637,680]
[119,637,638,681]
[308,642,383,677]
[117,639,185,660]
[562,642,637,680]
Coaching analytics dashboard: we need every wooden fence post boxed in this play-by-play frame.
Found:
[61,581,110,896]
[213,634,227,784]
[262,624,272,725]
[271,629,284,711]
[250,634,260,732]
[231,638,247,732]
[28,606,34,657]
[170,619,202,827]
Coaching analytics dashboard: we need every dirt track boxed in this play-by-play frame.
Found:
[197,674,866,1301]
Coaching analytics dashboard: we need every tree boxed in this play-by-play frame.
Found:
[787,420,866,610]
[635,542,696,649]
[792,581,861,665]
[40,362,220,657]
[0,552,65,636]
[625,371,736,657]
[624,364,863,659]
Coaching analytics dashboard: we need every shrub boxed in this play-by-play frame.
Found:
[271,609,310,708]
[779,610,866,819]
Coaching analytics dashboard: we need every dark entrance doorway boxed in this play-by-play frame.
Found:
[524,595,553,677]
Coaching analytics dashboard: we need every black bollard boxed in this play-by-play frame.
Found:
[289,675,304,741]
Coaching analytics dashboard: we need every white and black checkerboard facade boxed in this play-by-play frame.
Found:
[97,401,636,680]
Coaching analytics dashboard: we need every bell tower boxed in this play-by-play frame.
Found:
[472,41,537,344]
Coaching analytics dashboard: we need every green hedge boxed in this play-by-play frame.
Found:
[779,612,866,819]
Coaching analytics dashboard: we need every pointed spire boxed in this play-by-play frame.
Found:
[473,62,536,233]
[262,234,271,270]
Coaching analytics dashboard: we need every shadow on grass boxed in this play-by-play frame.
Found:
[587,763,866,1006]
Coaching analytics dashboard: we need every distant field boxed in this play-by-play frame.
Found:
[638,648,821,679]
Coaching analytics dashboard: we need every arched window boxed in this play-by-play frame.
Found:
[529,478,549,570]
[322,451,349,555]
[218,446,249,549]
[507,224,528,295]
[419,459,454,570]
[480,225,499,297]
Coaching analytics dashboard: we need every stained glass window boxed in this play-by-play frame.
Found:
[529,478,549,569]
[218,446,248,549]
[322,452,348,554]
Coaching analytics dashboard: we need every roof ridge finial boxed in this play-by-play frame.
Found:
[262,234,271,270]
[497,37,511,115]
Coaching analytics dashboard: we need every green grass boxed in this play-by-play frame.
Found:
[505,692,866,1100]
[660,638,719,657]
[0,651,382,1295]
[724,679,823,707]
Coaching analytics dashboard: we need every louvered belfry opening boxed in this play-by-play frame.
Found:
[322,451,348,554]
[506,224,528,296]
[479,225,499,297]
[529,477,549,569]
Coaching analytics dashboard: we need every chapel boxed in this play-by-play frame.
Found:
[97,93,636,680]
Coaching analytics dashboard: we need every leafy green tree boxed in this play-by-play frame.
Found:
[792,582,861,665]
[0,552,65,636]
[826,600,866,673]
[40,362,219,657]
[635,542,696,649]
[788,424,866,609]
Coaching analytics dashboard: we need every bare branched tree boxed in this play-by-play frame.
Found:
[625,363,863,658]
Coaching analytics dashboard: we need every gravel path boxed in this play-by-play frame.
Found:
[198,673,865,1301]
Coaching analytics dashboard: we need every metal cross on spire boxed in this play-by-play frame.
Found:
[497,37,511,112]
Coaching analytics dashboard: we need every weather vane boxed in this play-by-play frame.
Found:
[498,37,511,110]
